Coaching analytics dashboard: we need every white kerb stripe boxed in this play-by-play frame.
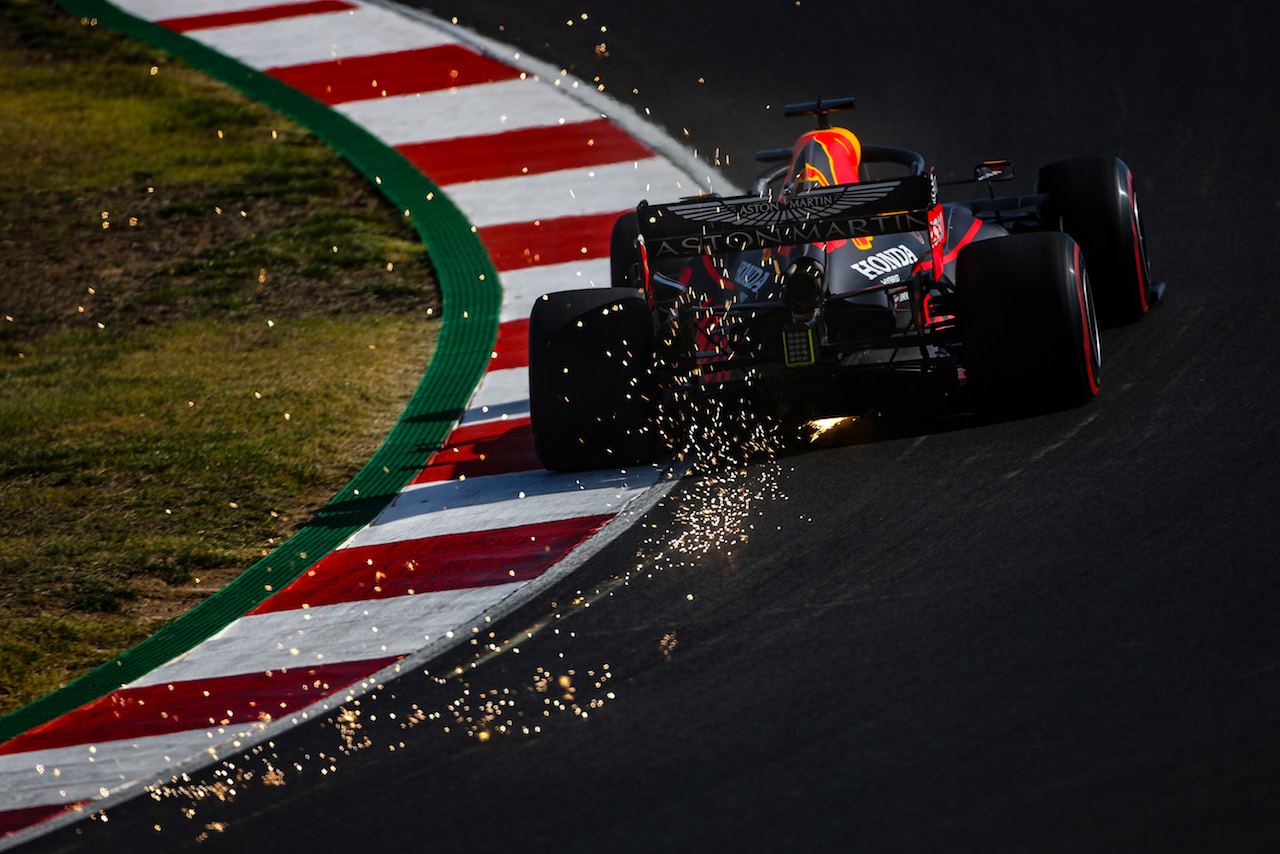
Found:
[458,366,528,427]
[112,0,293,18]
[130,582,523,688]
[335,77,603,147]
[500,259,612,322]
[351,467,663,548]
[0,728,263,810]
[444,159,689,228]
[186,7,456,67]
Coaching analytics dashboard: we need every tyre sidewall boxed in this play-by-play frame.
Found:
[529,288,660,471]
[957,232,1100,415]
[1037,156,1149,327]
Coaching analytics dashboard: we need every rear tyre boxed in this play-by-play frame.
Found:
[1037,156,1152,327]
[957,232,1101,415]
[610,211,641,288]
[528,288,661,471]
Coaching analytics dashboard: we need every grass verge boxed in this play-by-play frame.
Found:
[0,0,441,715]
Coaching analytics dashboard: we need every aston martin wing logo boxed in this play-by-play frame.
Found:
[637,174,937,257]
[665,181,902,228]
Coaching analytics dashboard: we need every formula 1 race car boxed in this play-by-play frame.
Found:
[529,97,1163,471]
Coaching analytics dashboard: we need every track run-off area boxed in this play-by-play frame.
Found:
[0,0,727,844]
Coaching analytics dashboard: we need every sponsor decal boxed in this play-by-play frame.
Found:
[850,245,920,280]
[928,205,945,247]
[734,257,775,294]
[927,204,946,281]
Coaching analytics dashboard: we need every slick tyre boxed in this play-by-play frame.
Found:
[610,211,642,288]
[529,288,661,472]
[1037,156,1152,326]
[958,232,1101,415]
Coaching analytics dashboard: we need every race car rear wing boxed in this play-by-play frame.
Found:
[635,173,939,260]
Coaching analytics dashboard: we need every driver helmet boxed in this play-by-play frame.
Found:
[784,127,862,197]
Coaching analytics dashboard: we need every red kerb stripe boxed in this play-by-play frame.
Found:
[412,416,538,484]
[489,319,529,371]
[400,119,653,185]
[0,802,91,838]
[267,44,522,105]
[480,211,625,272]
[158,0,355,32]
[0,658,400,756]
[254,516,611,612]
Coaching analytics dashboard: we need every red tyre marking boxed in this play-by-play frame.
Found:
[1075,243,1100,395]
[1126,171,1150,313]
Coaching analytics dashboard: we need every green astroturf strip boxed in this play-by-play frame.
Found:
[0,0,501,743]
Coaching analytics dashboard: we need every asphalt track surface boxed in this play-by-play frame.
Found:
[31,1,1280,851]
